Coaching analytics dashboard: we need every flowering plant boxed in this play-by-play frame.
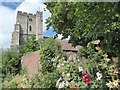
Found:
[81,73,91,86]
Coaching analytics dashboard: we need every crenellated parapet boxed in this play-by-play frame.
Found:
[17,11,42,17]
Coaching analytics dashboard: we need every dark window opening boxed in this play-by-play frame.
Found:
[29,18,32,21]
[29,25,32,31]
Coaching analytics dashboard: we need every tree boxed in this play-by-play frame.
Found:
[45,2,120,89]
[45,2,120,56]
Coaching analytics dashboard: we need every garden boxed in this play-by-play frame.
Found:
[1,2,120,90]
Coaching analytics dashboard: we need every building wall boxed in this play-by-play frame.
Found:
[66,51,78,61]
[21,50,41,77]
[36,11,43,39]
[11,11,43,48]
[11,30,19,47]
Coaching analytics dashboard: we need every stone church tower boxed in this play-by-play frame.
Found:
[11,11,43,48]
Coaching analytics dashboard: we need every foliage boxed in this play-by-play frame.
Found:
[2,74,32,88]
[2,2,120,89]
[39,38,66,74]
[28,36,119,89]
[2,48,20,80]
[19,35,39,56]
[2,61,32,88]
[2,37,66,88]
[34,48,105,89]
[0,48,2,89]
[45,2,120,55]
[32,38,66,88]
[45,2,120,89]
[0,48,2,68]
[32,70,60,88]
[35,40,119,90]
[77,40,120,89]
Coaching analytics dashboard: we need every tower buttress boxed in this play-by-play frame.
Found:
[36,11,43,40]
[11,22,20,48]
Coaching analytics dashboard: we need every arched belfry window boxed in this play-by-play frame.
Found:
[29,25,32,31]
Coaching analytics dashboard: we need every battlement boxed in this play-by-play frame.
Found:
[18,11,22,13]
[17,11,42,17]
[23,12,27,14]
[29,13,33,15]
[17,11,33,16]
[29,13,36,16]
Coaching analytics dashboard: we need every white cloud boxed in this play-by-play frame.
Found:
[0,6,15,49]
[0,0,51,49]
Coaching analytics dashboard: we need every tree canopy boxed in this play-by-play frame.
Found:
[45,2,120,56]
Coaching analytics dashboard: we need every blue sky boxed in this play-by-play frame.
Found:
[2,2,22,10]
[0,1,56,49]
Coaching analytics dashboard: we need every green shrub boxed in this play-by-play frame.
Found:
[77,40,120,89]
[32,70,60,88]
[2,48,20,79]
[40,38,66,74]
[32,38,66,88]
[19,35,39,56]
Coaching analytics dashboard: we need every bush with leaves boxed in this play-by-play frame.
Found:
[2,66,33,88]
[77,40,120,89]
[39,38,66,74]
[2,48,20,80]
[2,74,32,88]
[19,35,39,57]
[32,70,60,88]
[32,38,66,88]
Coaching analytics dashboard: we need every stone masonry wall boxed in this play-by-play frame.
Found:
[21,50,41,77]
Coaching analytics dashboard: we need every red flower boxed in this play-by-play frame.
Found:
[85,78,91,86]
[82,73,91,86]
[82,73,89,78]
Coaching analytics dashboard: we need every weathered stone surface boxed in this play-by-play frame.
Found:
[21,50,41,77]
[11,11,43,48]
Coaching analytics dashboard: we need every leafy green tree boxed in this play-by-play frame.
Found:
[45,2,120,89]
[19,35,39,56]
[2,48,20,79]
[45,2,120,56]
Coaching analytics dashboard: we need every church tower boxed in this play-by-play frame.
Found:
[11,11,43,48]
